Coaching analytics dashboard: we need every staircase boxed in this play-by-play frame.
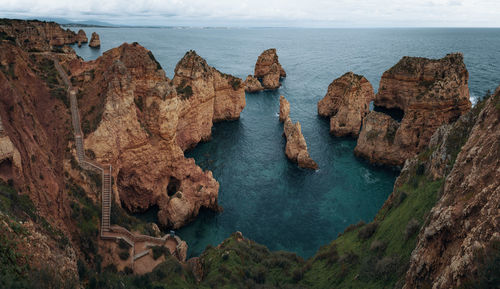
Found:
[102,167,111,232]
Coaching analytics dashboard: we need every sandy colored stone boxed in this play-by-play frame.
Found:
[173,50,245,150]
[283,114,318,170]
[89,32,100,48]
[279,95,290,122]
[254,48,286,90]
[318,72,375,137]
[355,53,471,167]
[403,87,500,289]
[244,75,264,93]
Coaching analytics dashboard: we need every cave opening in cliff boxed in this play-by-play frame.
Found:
[373,105,405,122]
[167,176,181,197]
[0,158,14,182]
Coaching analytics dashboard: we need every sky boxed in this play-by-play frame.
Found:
[0,0,499,27]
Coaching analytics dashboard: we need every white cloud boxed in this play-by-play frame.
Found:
[0,0,498,27]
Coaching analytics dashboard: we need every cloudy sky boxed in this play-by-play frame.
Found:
[1,0,499,27]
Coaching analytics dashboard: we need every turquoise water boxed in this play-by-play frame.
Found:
[70,27,500,258]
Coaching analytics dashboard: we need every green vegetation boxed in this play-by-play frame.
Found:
[35,57,70,108]
[0,31,16,43]
[152,245,170,260]
[231,78,241,90]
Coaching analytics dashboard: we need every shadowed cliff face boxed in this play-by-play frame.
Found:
[355,53,471,167]
[173,50,246,151]
[404,88,500,289]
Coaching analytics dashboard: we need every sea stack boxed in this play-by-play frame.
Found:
[280,96,318,170]
[318,72,375,137]
[354,53,471,167]
[246,48,286,91]
[89,32,101,48]
[279,95,290,122]
[76,29,88,47]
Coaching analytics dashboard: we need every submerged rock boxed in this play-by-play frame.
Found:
[89,32,100,48]
[318,72,375,137]
[355,53,471,167]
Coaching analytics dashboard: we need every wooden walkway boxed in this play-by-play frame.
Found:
[52,58,184,268]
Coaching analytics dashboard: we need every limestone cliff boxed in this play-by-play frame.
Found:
[403,88,500,289]
[0,19,77,51]
[89,32,100,48]
[71,44,220,229]
[355,53,471,167]
[318,72,375,137]
[173,50,245,150]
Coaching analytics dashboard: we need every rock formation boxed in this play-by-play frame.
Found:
[244,75,264,92]
[0,19,77,51]
[172,50,246,150]
[279,95,290,122]
[76,29,87,47]
[248,48,286,91]
[355,53,471,167]
[89,32,100,48]
[318,72,375,137]
[281,96,317,170]
[403,87,500,288]
[69,44,223,229]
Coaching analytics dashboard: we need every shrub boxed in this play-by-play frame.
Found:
[231,78,241,90]
[118,239,130,250]
[343,220,365,234]
[292,267,304,282]
[119,250,130,260]
[370,240,387,254]
[375,256,400,281]
[404,218,421,240]
[358,222,378,239]
[152,245,170,260]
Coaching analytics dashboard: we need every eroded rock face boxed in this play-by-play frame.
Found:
[0,19,77,51]
[76,29,87,47]
[72,43,220,229]
[173,50,245,150]
[318,72,375,137]
[355,54,471,167]
[254,48,286,90]
[279,95,290,122]
[89,32,100,48]
[403,88,500,289]
[244,75,264,92]
[282,96,317,170]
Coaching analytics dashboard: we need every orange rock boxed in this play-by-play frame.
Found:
[318,72,375,137]
[173,50,245,150]
[89,32,100,48]
[279,95,290,122]
[355,53,471,167]
[76,29,88,44]
[254,48,285,90]
[244,75,264,92]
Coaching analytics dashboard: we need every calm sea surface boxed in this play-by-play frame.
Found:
[70,27,500,258]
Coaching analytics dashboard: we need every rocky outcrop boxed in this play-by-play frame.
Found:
[403,89,500,289]
[282,96,317,170]
[279,95,290,122]
[89,32,100,48]
[173,50,245,150]
[71,44,221,229]
[355,53,471,167]
[252,48,286,90]
[76,29,87,47]
[318,72,375,137]
[0,19,77,51]
[244,75,264,92]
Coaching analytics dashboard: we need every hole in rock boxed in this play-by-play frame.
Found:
[373,105,405,122]
[167,176,181,197]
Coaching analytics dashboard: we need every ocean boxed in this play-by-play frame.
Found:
[70,27,500,258]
